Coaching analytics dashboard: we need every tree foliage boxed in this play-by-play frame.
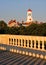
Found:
[0,20,46,36]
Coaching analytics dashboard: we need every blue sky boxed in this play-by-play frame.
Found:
[0,0,46,23]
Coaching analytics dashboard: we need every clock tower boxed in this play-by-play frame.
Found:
[27,9,33,22]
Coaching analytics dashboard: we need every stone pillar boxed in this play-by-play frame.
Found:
[21,39,22,47]
[31,40,32,48]
[38,41,40,50]
[16,39,17,46]
[27,40,29,48]
[34,41,36,49]
[42,41,44,50]
[24,39,26,48]
[21,39,23,47]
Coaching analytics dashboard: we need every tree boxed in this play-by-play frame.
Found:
[0,20,7,34]
[0,20,7,28]
[26,23,38,35]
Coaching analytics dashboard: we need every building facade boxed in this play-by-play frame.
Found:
[22,9,33,26]
[8,20,20,27]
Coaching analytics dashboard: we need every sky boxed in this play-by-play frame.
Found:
[0,0,46,23]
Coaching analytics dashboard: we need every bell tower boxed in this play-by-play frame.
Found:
[27,9,33,22]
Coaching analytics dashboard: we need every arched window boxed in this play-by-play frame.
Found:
[26,40,27,47]
[20,39,21,46]
[17,39,18,45]
[36,41,38,48]
[40,41,42,49]
[12,39,13,44]
[9,38,11,44]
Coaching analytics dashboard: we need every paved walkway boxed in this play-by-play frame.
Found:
[0,51,46,65]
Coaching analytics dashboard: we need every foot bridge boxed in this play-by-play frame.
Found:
[0,34,46,60]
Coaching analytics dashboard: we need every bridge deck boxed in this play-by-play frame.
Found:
[0,44,46,56]
[0,50,46,65]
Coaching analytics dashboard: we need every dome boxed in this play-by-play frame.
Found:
[27,9,32,12]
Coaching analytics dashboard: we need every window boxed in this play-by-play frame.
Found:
[36,41,38,48]
[20,39,21,46]
[44,41,46,50]
[12,39,13,44]
[23,39,24,46]
[26,40,27,47]
[32,40,34,48]
[28,13,31,16]
[9,38,10,41]
[17,39,18,45]
[40,41,42,49]
[12,39,13,41]
[29,40,31,47]
[9,38,11,44]
[14,39,16,45]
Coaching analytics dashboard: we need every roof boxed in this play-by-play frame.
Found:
[22,22,32,25]
[8,20,16,24]
[28,9,32,12]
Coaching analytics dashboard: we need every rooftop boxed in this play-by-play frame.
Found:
[27,9,32,12]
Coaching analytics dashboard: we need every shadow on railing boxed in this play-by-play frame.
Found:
[0,43,46,60]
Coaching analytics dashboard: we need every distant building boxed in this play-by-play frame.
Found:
[8,20,20,27]
[27,9,33,22]
[8,9,34,27]
[22,9,33,26]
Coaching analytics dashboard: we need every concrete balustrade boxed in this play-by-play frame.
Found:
[0,34,46,60]
[29,52,32,56]
[26,51,28,55]
[40,54,44,59]
[44,56,46,60]
[23,51,25,54]
[36,54,40,58]
[33,53,36,57]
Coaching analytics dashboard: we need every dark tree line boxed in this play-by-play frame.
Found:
[0,20,46,36]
